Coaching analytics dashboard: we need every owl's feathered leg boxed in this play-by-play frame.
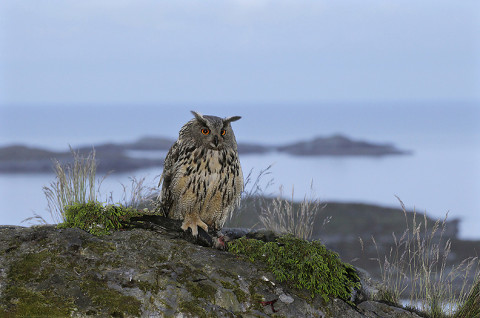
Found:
[181,215,208,236]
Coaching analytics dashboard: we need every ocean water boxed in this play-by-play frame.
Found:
[1,102,479,239]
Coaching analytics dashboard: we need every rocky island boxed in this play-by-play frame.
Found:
[0,134,410,173]
[278,135,410,157]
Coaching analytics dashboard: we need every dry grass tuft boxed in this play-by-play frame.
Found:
[42,148,156,223]
[43,148,104,223]
[237,165,325,241]
[120,176,158,209]
[454,279,480,318]
[259,184,325,241]
[373,196,480,317]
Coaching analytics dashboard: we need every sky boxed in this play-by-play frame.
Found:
[0,0,479,106]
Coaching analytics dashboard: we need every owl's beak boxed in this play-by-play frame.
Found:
[213,135,219,147]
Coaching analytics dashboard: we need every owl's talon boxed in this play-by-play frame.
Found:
[181,217,208,237]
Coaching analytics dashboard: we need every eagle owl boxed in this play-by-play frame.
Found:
[157,111,243,236]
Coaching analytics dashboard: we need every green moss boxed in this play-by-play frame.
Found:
[1,243,19,256]
[81,277,142,316]
[178,300,207,317]
[233,287,249,304]
[136,280,161,294]
[59,202,141,236]
[81,240,116,254]
[171,263,218,302]
[249,281,265,310]
[228,234,360,303]
[219,280,248,304]
[149,296,170,310]
[221,280,235,290]
[7,248,73,286]
[185,281,217,302]
[8,251,51,282]
[0,246,77,316]
[216,268,239,281]
[1,286,74,317]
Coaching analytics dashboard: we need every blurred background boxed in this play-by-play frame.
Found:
[0,1,479,238]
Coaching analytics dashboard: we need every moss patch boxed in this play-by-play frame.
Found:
[1,286,74,317]
[249,282,266,311]
[179,300,207,317]
[8,251,51,282]
[136,280,161,294]
[81,240,116,254]
[80,277,142,316]
[228,234,360,302]
[185,281,217,302]
[233,287,249,304]
[220,280,235,290]
[220,280,248,304]
[58,202,141,236]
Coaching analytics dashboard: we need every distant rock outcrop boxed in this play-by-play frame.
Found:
[0,225,423,317]
[0,144,164,173]
[0,134,410,173]
[277,134,410,156]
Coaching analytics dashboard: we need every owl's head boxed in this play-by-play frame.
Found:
[181,111,241,151]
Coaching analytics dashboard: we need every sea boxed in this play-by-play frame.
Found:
[1,102,479,239]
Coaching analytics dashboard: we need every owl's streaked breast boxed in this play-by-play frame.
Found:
[169,146,243,228]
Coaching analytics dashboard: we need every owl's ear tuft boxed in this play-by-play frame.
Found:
[224,116,241,124]
[191,111,207,125]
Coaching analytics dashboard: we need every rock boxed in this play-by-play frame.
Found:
[358,301,424,318]
[351,267,382,304]
[0,225,422,317]
[0,134,410,173]
[0,144,164,173]
[277,134,410,157]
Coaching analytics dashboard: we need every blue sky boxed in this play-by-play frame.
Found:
[0,0,479,106]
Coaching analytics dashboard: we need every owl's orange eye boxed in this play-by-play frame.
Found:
[201,128,210,135]
[221,129,226,136]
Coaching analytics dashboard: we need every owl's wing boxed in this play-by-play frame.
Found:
[157,141,181,215]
